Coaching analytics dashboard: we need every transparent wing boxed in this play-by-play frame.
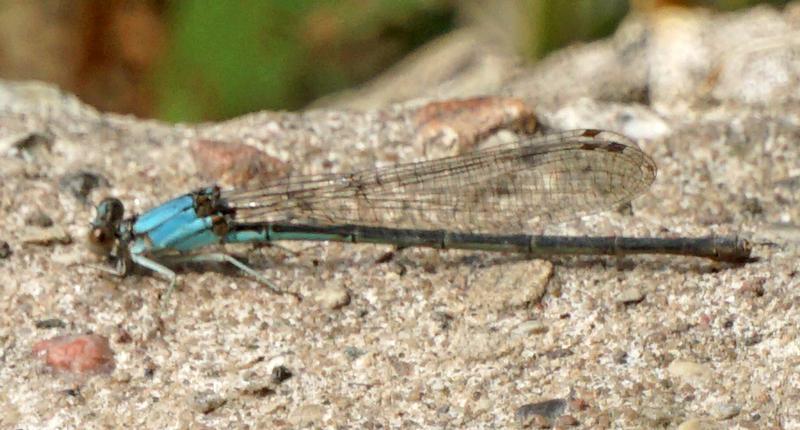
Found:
[222,129,657,234]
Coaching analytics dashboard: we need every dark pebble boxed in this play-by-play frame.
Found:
[271,365,293,384]
[0,241,10,259]
[64,387,83,398]
[35,318,66,329]
[516,398,567,426]
[344,346,366,360]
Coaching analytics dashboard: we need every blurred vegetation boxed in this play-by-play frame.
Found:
[156,1,457,121]
[521,0,629,60]
[0,0,791,122]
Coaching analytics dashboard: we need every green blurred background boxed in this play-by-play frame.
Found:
[0,0,791,122]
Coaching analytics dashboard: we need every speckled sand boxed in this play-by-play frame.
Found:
[1,5,800,429]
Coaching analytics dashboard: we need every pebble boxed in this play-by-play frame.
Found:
[32,334,115,374]
[313,285,350,309]
[713,402,741,420]
[515,398,566,427]
[0,241,10,259]
[615,287,645,305]
[511,320,548,338]
[34,318,66,329]
[191,139,288,188]
[468,260,552,311]
[344,346,366,359]
[271,365,292,384]
[413,97,538,155]
[667,359,712,381]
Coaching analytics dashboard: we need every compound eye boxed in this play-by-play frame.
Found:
[87,226,115,256]
[93,198,125,227]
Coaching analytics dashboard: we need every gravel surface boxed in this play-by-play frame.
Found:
[1,5,799,429]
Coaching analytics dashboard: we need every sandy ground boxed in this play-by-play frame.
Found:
[1,5,800,429]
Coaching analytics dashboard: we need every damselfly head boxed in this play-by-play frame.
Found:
[87,197,124,256]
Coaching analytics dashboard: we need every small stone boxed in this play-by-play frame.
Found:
[468,260,553,311]
[713,402,741,420]
[616,287,645,305]
[63,388,82,398]
[191,139,288,188]
[511,320,548,338]
[32,334,115,374]
[515,399,567,426]
[116,327,132,344]
[313,285,350,309]
[113,371,133,383]
[413,97,538,155]
[667,359,712,382]
[34,318,66,329]
[0,241,11,259]
[344,346,366,359]
[352,351,375,369]
[407,385,423,402]
[19,226,72,246]
[192,390,227,414]
[271,365,292,384]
